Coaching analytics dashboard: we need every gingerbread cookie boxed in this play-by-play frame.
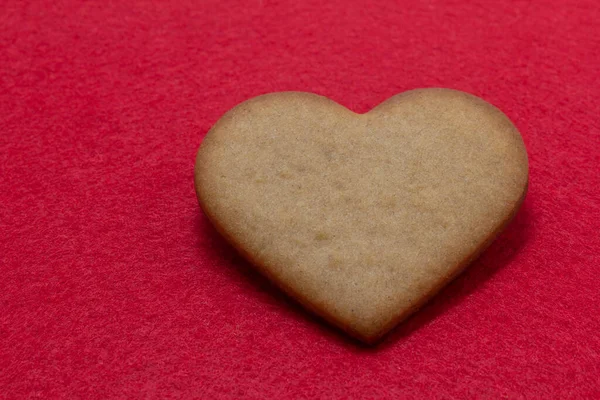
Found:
[195,89,528,343]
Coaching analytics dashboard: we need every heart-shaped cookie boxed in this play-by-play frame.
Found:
[195,89,528,344]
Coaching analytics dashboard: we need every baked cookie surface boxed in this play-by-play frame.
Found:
[195,89,528,344]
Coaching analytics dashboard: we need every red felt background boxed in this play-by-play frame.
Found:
[1,0,599,398]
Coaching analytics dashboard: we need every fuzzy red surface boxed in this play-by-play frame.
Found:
[1,0,599,398]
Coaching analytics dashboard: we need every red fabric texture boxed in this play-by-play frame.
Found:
[1,0,599,398]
